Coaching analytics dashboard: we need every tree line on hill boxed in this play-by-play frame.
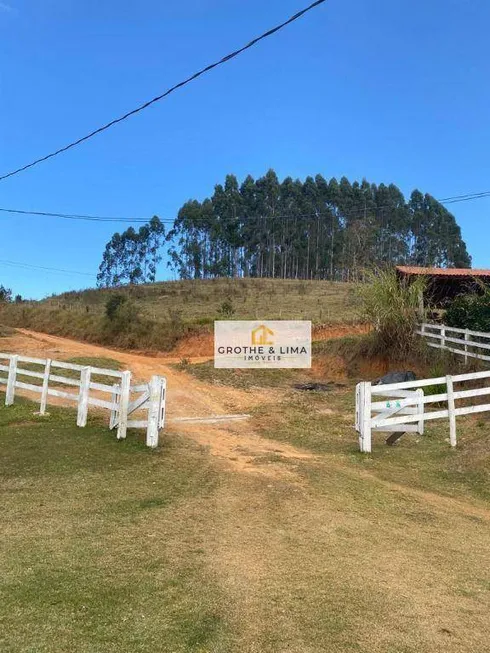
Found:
[96,170,471,286]
[96,216,166,287]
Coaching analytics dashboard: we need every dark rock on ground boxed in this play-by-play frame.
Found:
[375,371,416,386]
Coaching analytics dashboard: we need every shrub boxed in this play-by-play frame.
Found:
[105,294,128,321]
[217,298,235,318]
[359,269,426,358]
[102,296,141,346]
[445,290,490,332]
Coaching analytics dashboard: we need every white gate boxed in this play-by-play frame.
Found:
[356,384,424,452]
[355,370,490,453]
[0,352,166,448]
[110,376,166,448]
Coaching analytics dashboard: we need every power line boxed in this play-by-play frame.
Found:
[0,205,415,224]
[440,192,490,205]
[0,0,328,182]
[1,187,489,227]
[438,190,490,202]
[3,192,485,280]
[0,258,95,277]
[0,205,383,224]
[0,207,149,223]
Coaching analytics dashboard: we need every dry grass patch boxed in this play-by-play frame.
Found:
[0,324,16,338]
[0,279,359,352]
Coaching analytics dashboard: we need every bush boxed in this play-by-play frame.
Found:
[217,298,235,318]
[103,298,140,345]
[445,290,490,332]
[105,294,128,321]
[360,269,426,358]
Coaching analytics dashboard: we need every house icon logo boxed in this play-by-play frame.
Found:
[251,324,274,346]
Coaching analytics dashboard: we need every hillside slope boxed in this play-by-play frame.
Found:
[0,278,359,352]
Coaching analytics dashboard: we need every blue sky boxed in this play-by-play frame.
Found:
[1,0,489,299]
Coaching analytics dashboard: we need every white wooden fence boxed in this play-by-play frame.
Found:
[0,352,166,448]
[355,369,490,453]
[417,323,490,364]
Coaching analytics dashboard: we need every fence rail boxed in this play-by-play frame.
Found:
[355,369,490,453]
[417,322,490,364]
[0,352,166,448]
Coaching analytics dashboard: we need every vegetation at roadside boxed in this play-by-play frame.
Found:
[179,355,490,502]
[445,285,490,331]
[358,268,427,358]
[0,278,358,351]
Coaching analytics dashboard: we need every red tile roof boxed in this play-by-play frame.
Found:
[396,266,490,278]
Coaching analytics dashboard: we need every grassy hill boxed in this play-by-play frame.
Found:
[0,278,359,352]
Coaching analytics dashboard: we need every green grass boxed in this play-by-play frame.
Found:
[251,386,490,502]
[2,389,490,652]
[14,356,123,389]
[0,396,233,652]
[176,359,311,389]
[66,356,122,371]
[178,354,490,503]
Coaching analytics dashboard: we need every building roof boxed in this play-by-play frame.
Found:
[396,266,490,278]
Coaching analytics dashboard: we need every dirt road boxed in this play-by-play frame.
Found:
[0,328,314,476]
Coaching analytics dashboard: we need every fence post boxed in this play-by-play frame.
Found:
[446,375,457,448]
[358,381,372,453]
[416,388,424,435]
[77,367,91,428]
[464,330,470,365]
[117,371,132,440]
[146,375,162,448]
[158,377,167,429]
[39,359,52,415]
[5,355,18,406]
[441,326,446,350]
[110,383,119,430]
[355,382,361,446]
